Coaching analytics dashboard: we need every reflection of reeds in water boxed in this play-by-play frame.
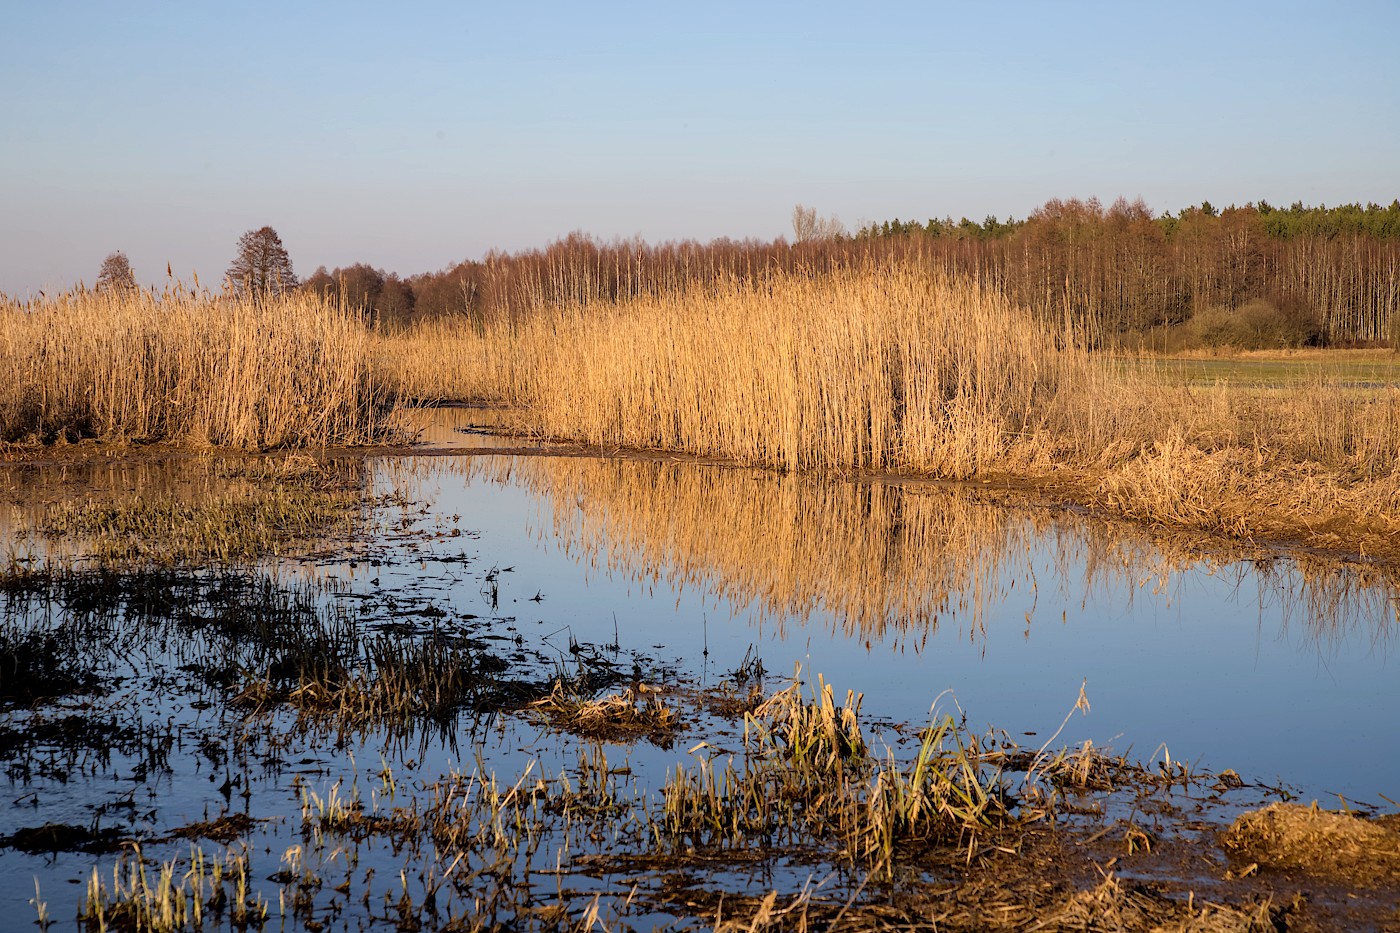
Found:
[461,456,1025,638]
[438,454,1400,646]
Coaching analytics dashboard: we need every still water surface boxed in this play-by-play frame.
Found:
[401,451,1398,803]
[0,422,1397,924]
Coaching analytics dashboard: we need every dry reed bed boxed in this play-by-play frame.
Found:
[386,266,1400,556]
[0,288,397,448]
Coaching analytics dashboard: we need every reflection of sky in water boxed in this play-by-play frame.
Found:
[395,455,1397,803]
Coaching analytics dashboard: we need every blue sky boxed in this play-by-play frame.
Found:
[2,1,1397,295]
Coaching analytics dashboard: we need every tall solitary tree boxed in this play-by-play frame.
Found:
[225,226,297,298]
[95,251,138,292]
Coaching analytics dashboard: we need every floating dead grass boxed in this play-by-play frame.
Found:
[527,681,682,745]
[1222,801,1400,885]
[695,874,1281,933]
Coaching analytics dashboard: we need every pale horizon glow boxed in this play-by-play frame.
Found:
[2,1,1397,296]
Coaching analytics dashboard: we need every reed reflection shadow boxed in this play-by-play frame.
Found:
[439,454,1400,651]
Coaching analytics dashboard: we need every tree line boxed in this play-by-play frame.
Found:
[95,200,1400,346]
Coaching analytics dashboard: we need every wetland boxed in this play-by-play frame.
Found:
[1,407,1397,931]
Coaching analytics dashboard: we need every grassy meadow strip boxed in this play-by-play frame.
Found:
[382,265,1400,553]
[0,288,397,449]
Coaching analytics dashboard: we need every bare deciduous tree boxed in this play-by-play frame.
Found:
[791,204,846,243]
[226,226,297,298]
[95,251,137,292]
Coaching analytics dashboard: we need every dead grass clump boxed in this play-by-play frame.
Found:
[528,681,681,745]
[685,875,1279,933]
[661,667,1011,875]
[1007,875,1278,933]
[1222,802,1400,885]
[167,813,261,845]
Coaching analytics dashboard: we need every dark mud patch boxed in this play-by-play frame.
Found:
[167,813,263,845]
[0,822,130,854]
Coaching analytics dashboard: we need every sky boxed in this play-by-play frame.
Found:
[2,1,1397,296]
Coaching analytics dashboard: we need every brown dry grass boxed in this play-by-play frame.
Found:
[384,264,1400,557]
[527,681,682,744]
[0,287,397,448]
[1223,802,1400,886]
[9,269,1400,557]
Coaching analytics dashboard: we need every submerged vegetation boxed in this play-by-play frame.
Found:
[26,456,370,565]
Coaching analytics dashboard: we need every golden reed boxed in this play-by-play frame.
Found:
[1,287,396,448]
[383,264,1400,555]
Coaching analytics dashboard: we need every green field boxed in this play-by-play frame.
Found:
[1121,352,1400,387]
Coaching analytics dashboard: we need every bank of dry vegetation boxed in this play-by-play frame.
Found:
[6,266,1399,558]
[382,265,1400,557]
[0,287,396,449]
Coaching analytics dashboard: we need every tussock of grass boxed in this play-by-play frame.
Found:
[661,666,1010,877]
[0,287,397,448]
[81,843,268,933]
[1223,802,1400,885]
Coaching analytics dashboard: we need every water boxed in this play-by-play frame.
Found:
[0,419,1396,927]
[392,452,1399,802]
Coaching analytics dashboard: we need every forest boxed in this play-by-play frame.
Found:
[299,198,1400,349]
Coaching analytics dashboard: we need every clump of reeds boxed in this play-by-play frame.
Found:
[659,666,1009,877]
[430,265,1088,477]
[80,843,268,932]
[0,285,398,448]
[751,671,866,770]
